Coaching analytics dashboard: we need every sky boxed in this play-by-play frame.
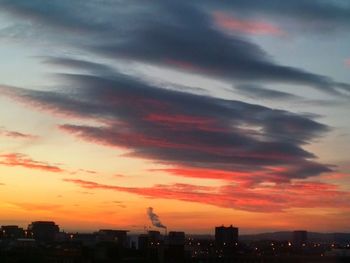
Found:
[0,0,350,234]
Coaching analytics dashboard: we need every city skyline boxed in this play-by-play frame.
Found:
[0,0,350,234]
[5,220,343,263]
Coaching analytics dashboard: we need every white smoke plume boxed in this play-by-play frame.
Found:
[147,207,166,228]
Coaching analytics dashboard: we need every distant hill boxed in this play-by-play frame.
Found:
[240,232,350,243]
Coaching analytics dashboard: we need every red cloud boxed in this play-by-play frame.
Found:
[0,153,63,173]
[144,113,224,132]
[213,12,284,36]
[150,167,288,187]
[63,178,350,213]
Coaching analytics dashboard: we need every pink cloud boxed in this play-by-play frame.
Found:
[0,153,64,173]
[213,12,284,36]
[150,166,288,187]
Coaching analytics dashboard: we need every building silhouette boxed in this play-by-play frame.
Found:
[138,234,149,251]
[165,231,186,262]
[167,231,185,246]
[215,225,239,247]
[1,220,349,263]
[27,221,59,242]
[0,225,25,239]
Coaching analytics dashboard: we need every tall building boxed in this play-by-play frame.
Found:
[165,231,186,262]
[138,231,163,262]
[215,225,239,247]
[293,230,308,246]
[27,221,59,242]
[148,230,161,247]
[137,231,162,250]
[138,234,149,251]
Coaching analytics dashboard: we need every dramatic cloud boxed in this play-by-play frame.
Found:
[1,1,349,96]
[0,66,332,184]
[0,0,348,213]
[0,153,63,172]
[64,178,350,213]
[200,0,350,32]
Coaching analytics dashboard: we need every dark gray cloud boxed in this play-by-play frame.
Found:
[0,0,345,193]
[0,0,108,33]
[87,1,349,96]
[1,0,349,96]
[232,84,349,107]
[200,0,350,32]
[0,58,332,184]
[3,0,350,33]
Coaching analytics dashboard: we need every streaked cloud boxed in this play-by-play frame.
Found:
[233,84,300,101]
[0,127,37,139]
[64,178,350,213]
[0,1,349,96]
[0,0,349,220]
[0,65,332,184]
[0,152,63,172]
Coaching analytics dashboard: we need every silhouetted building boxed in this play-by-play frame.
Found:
[215,225,238,247]
[168,231,185,246]
[138,234,149,250]
[138,231,162,249]
[148,230,161,240]
[147,230,162,247]
[27,221,59,242]
[293,230,308,246]
[165,231,186,262]
[97,229,129,247]
[137,231,163,261]
[0,225,25,239]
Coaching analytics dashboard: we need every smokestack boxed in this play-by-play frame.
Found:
[147,207,167,230]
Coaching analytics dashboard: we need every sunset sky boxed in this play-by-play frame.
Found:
[0,0,350,234]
